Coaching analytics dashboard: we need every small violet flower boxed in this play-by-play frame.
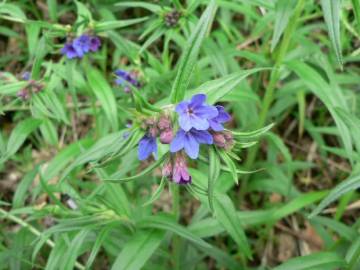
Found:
[209,105,231,131]
[170,128,213,159]
[114,69,140,92]
[138,134,157,160]
[21,72,31,81]
[175,94,218,131]
[61,43,79,59]
[61,35,101,59]
[73,35,91,57]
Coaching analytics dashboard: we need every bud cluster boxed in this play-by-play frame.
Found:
[164,10,181,27]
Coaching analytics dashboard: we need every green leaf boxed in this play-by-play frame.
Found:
[213,193,252,259]
[115,2,161,13]
[86,67,119,130]
[63,230,90,270]
[111,230,165,270]
[208,147,220,211]
[271,0,297,51]
[217,150,238,184]
[142,177,166,206]
[105,154,166,182]
[320,0,343,67]
[188,68,269,105]
[272,252,346,270]
[12,166,39,209]
[309,173,360,218]
[4,118,42,159]
[138,214,212,249]
[170,0,217,103]
[0,81,28,96]
[94,17,149,32]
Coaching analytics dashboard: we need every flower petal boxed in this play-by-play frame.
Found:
[175,101,189,114]
[184,133,199,159]
[195,105,218,119]
[191,129,213,144]
[209,120,224,131]
[190,115,209,130]
[215,106,231,122]
[190,94,206,107]
[170,130,186,152]
[178,115,193,131]
[138,135,157,160]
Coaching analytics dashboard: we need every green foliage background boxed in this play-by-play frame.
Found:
[0,0,360,269]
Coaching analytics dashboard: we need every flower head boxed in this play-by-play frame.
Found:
[73,35,91,57]
[61,43,79,59]
[175,94,218,132]
[138,134,158,160]
[170,128,213,159]
[209,105,231,131]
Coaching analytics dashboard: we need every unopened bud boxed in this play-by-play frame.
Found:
[17,89,30,100]
[213,132,226,148]
[160,129,173,144]
[162,161,173,178]
[158,115,171,130]
[149,127,158,137]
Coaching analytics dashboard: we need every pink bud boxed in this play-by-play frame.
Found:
[149,127,158,137]
[213,132,226,148]
[162,161,172,178]
[160,129,173,144]
[17,89,30,100]
[157,116,171,130]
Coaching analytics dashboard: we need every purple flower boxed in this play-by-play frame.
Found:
[170,128,213,159]
[138,134,157,160]
[61,43,79,59]
[175,94,218,132]
[115,69,140,88]
[89,36,101,52]
[209,105,231,131]
[73,35,91,57]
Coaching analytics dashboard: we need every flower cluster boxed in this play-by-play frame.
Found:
[114,69,141,93]
[137,93,232,185]
[17,72,44,101]
[61,34,101,59]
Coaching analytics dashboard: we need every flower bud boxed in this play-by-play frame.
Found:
[172,153,191,184]
[17,89,30,100]
[160,129,173,144]
[32,82,44,93]
[157,116,171,130]
[149,127,158,138]
[213,132,226,148]
[162,160,173,178]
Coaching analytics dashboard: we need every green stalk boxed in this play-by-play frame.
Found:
[241,0,306,198]
[0,208,85,270]
[170,184,181,269]
[351,0,360,34]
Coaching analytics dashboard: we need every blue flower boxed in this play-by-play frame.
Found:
[73,35,91,57]
[138,134,158,160]
[175,94,218,132]
[115,70,140,87]
[209,105,231,131]
[21,72,31,81]
[61,43,79,59]
[170,128,213,159]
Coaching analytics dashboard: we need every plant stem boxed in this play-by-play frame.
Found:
[170,184,181,269]
[0,208,85,270]
[241,0,306,199]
